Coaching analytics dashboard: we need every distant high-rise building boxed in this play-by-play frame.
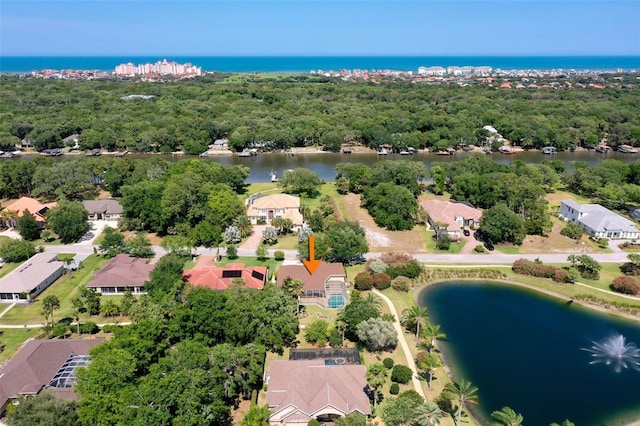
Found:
[114,59,202,77]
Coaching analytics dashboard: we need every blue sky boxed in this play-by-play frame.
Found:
[1,1,639,56]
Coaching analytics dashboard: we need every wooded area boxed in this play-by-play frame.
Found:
[1,75,639,154]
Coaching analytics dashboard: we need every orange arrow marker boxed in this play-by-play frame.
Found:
[302,235,322,274]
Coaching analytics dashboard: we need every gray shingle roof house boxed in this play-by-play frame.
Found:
[266,360,371,425]
[0,339,104,414]
[81,199,123,220]
[559,200,640,239]
[0,253,65,303]
[86,254,153,294]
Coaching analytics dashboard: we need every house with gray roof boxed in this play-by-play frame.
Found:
[0,253,65,303]
[0,339,104,414]
[559,200,640,239]
[81,199,123,220]
[266,359,371,425]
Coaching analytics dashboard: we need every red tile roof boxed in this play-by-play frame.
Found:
[5,197,57,222]
[183,255,267,290]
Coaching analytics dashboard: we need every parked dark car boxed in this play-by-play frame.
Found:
[463,226,471,237]
[484,241,495,251]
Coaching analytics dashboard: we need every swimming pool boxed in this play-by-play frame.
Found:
[327,294,344,308]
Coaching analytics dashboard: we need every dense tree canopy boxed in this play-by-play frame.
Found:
[2,76,638,155]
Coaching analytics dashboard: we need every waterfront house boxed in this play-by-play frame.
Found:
[183,255,267,290]
[0,253,65,303]
[266,360,371,425]
[81,199,123,220]
[276,263,347,308]
[420,199,482,240]
[559,200,640,240]
[86,254,153,294]
[246,193,304,228]
[0,339,104,415]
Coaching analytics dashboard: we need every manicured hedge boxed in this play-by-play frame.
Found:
[354,271,373,290]
[512,259,573,283]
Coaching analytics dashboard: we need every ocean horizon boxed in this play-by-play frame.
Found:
[1,55,639,73]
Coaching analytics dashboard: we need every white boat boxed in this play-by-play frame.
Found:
[377,148,389,155]
[199,151,209,157]
[270,170,279,182]
[399,150,410,155]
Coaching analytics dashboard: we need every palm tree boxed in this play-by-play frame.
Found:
[423,323,447,352]
[413,401,444,426]
[364,292,383,310]
[407,305,428,342]
[366,362,387,408]
[241,403,270,426]
[416,352,441,391]
[443,379,479,426]
[234,215,253,239]
[490,406,524,426]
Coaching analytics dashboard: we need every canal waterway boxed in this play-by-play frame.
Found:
[420,281,640,426]
[7,149,638,183]
[173,150,640,183]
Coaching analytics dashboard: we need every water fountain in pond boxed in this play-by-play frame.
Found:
[583,335,640,373]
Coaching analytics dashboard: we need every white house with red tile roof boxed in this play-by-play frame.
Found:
[420,199,482,240]
[182,255,267,290]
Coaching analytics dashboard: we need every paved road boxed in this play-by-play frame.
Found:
[42,244,633,265]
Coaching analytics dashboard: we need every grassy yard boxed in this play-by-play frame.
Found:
[424,231,465,254]
[0,255,109,325]
[271,234,299,250]
[0,328,40,364]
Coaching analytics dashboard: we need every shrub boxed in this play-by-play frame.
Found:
[391,276,411,292]
[79,322,99,334]
[611,276,640,295]
[560,222,583,240]
[391,365,413,384]
[304,320,330,347]
[621,262,640,276]
[101,324,122,334]
[372,273,392,290]
[383,357,395,369]
[328,328,343,348]
[368,259,389,274]
[512,258,573,282]
[354,271,373,291]
[435,234,451,251]
[274,250,285,261]
[389,383,400,395]
[381,253,422,278]
[308,420,320,426]
[226,245,238,259]
[50,324,69,338]
[474,245,486,253]
[262,226,278,245]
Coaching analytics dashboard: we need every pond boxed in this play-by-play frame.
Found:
[419,281,640,426]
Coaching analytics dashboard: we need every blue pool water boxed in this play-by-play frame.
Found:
[327,294,344,308]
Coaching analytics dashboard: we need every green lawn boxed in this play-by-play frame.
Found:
[271,234,299,250]
[424,231,465,254]
[495,244,520,254]
[0,255,109,325]
[0,328,40,363]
